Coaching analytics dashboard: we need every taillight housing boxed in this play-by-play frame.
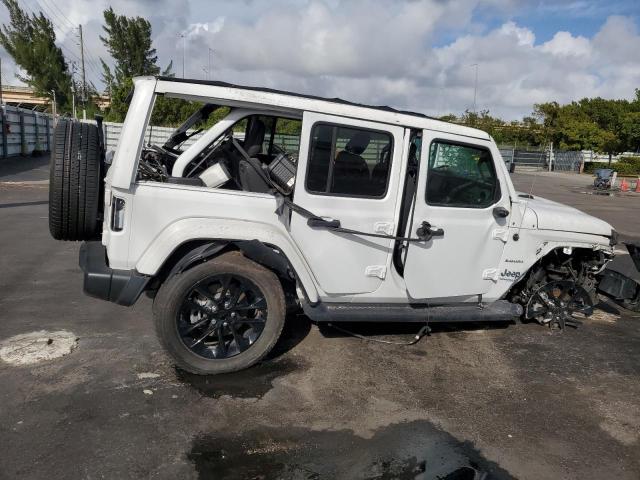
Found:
[111,197,126,231]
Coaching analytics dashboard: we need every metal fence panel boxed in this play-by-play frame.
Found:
[0,105,54,158]
[553,151,583,172]
[513,149,548,171]
[6,110,626,175]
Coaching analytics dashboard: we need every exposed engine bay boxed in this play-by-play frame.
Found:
[508,247,613,329]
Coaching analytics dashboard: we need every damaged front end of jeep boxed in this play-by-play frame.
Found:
[597,242,640,312]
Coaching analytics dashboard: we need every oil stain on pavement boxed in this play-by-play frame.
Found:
[175,357,303,399]
[187,420,514,479]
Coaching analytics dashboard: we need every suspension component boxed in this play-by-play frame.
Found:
[525,280,594,330]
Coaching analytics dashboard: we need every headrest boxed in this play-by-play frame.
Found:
[345,132,371,155]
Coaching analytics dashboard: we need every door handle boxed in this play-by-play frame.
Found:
[307,217,341,229]
[416,221,444,241]
[493,206,510,218]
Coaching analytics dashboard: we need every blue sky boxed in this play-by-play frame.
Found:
[509,1,640,40]
[1,0,639,119]
[433,0,640,46]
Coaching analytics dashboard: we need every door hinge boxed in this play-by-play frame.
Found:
[482,268,499,282]
[365,265,387,279]
[374,222,395,236]
[492,228,509,243]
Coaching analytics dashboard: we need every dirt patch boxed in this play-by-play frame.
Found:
[0,330,78,366]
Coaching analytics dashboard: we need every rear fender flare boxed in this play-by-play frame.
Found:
[135,218,319,303]
[159,239,316,304]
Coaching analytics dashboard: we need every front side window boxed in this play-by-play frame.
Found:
[306,124,393,197]
[426,141,500,208]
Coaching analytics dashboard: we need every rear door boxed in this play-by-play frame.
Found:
[403,131,511,300]
[290,112,406,295]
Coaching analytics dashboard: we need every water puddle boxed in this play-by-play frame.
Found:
[187,420,513,479]
[176,357,302,399]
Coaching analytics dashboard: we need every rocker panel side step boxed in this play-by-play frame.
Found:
[302,300,523,323]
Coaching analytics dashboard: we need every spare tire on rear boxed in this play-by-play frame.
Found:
[49,120,103,241]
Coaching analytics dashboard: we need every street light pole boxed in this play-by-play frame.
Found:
[470,63,478,115]
[208,48,214,80]
[180,34,186,78]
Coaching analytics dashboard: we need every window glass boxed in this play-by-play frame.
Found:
[426,141,499,208]
[233,115,302,159]
[306,124,393,197]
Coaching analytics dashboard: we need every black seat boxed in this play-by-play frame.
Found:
[332,132,371,194]
[307,126,333,192]
[238,157,272,193]
[243,118,266,157]
[370,143,391,195]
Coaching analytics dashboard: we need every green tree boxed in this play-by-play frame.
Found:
[621,111,640,153]
[0,0,72,110]
[100,8,187,123]
[100,7,159,80]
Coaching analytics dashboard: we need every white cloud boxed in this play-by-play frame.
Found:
[498,21,535,47]
[180,2,639,119]
[541,32,592,57]
[0,0,638,120]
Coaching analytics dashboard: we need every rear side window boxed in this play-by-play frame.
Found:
[306,123,393,198]
[426,141,500,208]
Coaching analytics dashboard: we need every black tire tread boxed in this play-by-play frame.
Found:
[48,120,102,241]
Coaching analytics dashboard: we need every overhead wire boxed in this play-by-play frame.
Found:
[23,0,103,87]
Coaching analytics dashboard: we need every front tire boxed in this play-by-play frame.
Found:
[153,252,286,375]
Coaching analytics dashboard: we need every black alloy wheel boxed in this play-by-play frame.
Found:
[525,280,594,330]
[153,251,286,375]
[178,274,268,359]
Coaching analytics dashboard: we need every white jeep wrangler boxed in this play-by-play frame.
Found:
[48,76,621,374]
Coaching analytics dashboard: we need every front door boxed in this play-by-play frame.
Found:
[290,112,406,295]
[403,131,511,300]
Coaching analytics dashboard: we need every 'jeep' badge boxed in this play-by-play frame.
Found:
[499,269,522,280]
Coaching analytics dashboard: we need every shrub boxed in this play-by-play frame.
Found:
[583,157,640,176]
[615,156,640,176]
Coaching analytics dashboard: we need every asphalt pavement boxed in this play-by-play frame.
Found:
[0,159,639,479]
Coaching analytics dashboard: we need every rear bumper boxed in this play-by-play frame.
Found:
[78,241,149,306]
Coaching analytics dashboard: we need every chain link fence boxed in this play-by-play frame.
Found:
[1,108,626,177]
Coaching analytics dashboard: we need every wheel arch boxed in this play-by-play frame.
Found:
[144,238,319,305]
[133,217,321,303]
[504,244,611,304]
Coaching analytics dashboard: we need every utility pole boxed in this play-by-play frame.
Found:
[79,25,87,119]
[50,89,57,120]
[71,62,77,119]
[71,81,77,120]
[0,57,3,105]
